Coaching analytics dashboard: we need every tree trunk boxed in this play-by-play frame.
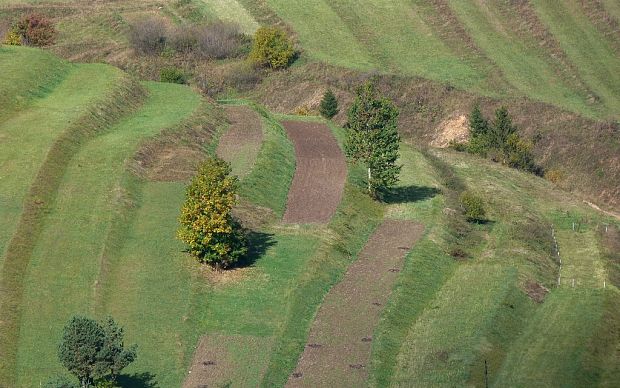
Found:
[367,167,372,194]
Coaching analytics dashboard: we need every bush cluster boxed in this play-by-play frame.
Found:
[4,13,57,47]
[466,104,541,175]
[129,17,248,59]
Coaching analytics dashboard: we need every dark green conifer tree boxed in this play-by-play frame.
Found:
[319,89,339,119]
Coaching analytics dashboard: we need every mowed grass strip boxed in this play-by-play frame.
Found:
[531,0,620,117]
[0,46,69,118]
[556,229,606,288]
[0,62,122,266]
[392,265,517,387]
[200,0,259,34]
[446,0,596,117]
[265,0,376,69]
[494,289,606,387]
[14,83,200,386]
[237,105,296,218]
[0,60,144,386]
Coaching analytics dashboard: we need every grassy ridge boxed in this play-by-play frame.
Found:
[0,56,145,385]
[0,46,69,118]
[13,83,199,386]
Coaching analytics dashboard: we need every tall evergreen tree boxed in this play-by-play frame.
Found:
[469,103,489,138]
[467,103,490,155]
[490,106,516,150]
[319,89,339,119]
[345,82,401,198]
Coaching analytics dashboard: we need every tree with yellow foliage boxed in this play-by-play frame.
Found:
[178,158,247,268]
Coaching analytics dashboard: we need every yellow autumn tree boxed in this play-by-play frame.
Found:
[177,158,247,268]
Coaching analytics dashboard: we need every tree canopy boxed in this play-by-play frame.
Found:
[58,316,137,388]
[178,157,247,268]
[345,82,401,198]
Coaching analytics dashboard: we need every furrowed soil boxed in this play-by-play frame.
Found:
[287,220,425,387]
[281,121,346,224]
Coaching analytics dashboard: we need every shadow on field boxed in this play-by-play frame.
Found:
[117,372,158,388]
[382,185,441,204]
[235,230,276,268]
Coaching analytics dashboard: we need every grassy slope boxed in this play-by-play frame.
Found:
[257,0,617,118]
[531,0,620,115]
[14,83,200,386]
[0,59,116,266]
[200,0,259,34]
[0,46,69,118]
[369,146,617,386]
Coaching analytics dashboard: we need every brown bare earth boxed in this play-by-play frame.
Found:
[216,105,264,179]
[286,220,425,387]
[281,121,347,224]
[183,334,274,388]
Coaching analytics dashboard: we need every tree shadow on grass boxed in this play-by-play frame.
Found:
[117,372,158,388]
[234,230,277,268]
[382,185,441,204]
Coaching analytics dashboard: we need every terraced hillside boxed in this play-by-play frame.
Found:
[1,3,620,387]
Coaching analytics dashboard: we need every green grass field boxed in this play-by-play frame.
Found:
[1,4,619,383]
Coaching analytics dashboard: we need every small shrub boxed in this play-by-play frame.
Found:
[294,105,311,116]
[319,89,339,119]
[460,191,486,222]
[544,169,564,184]
[160,67,187,84]
[177,158,248,268]
[13,13,57,47]
[3,30,21,45]
[448,140,467,152]
[129,16,168,55]
[249,26,295,69]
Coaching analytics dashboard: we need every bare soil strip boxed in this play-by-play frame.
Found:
[216,105,264,179]
[287,220,425,387]
[183,334,274,388]
[281,121,347,224]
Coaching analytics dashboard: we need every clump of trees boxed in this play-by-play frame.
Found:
[4,13,57,46]
[345,82,401,198]
[459,191,486,223]
[319,89,339,119]
[178,158,247,269]
[249,26,295,69]
[466,104,541,175]
[55,316,137,388]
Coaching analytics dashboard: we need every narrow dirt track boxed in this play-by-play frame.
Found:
[216,105,263,179]
[281,121,347,224]
[286,220,425,387]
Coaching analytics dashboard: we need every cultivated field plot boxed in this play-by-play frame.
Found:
[288,220,424,387]
[281,120,347,224]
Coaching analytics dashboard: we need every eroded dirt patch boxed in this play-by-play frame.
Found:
[430,114,469,148]
[281,121,347,224]
[183,334,274,388]
[216,105,263,179]
[287,220,425,387]
[524,280,550,303]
